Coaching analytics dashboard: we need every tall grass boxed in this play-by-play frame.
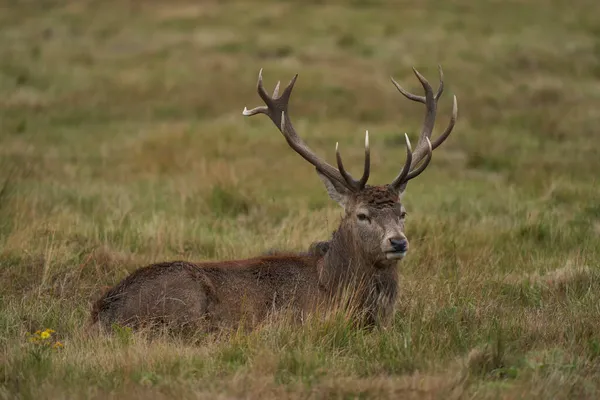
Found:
[1,0,600,398]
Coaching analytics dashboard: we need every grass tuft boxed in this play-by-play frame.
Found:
[1,0,600,398]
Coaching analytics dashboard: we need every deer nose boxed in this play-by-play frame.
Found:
[389,237,408,253]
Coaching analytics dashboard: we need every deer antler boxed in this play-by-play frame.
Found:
[243,69,370,191]
[390,66,458,191]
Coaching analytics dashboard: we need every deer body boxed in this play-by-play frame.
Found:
[91,66,457,332]
[91,247,400,331]
[92,256,321,331]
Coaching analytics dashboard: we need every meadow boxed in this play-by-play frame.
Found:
[1,0,600,398]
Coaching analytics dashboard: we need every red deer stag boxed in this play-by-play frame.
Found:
[91,66,457,332]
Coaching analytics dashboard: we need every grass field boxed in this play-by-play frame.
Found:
[1,0,600,398]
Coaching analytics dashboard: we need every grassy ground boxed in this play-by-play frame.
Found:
[1,0,600,398]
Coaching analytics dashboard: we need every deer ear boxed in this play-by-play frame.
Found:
[316,170,350,208]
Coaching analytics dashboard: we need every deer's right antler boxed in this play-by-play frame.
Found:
[389,66,458,191]
[242,69,370,192]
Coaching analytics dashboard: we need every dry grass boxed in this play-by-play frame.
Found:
[1,0,600,398]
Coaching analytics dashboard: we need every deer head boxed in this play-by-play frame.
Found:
[243,66,457,266]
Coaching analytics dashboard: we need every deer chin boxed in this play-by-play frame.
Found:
[385,251,407,260]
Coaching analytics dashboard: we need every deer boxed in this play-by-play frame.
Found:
[90,65,457,333]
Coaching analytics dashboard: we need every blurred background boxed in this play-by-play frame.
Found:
[1,1,600,398]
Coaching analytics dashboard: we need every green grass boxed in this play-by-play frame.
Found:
[1,0,600,398]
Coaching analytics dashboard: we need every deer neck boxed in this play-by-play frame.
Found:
[318,226,398,291]
[316,227,399,325]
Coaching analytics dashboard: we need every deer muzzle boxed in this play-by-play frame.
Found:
[384,237,409,260]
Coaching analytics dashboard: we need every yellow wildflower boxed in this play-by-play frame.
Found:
[40,331,51,339]
[53,341,64,349]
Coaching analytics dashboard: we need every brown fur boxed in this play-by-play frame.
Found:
[263,240,330,257]
[91,184,408,333]
[91,255,322,333]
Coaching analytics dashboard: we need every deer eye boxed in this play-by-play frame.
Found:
[357,213,371,223]
[400,211,407,219]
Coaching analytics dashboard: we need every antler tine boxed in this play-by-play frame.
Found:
[405,138,432,180]
[243,70,283,116]
[390,65,444,104]
[335,142,356,189]
[431,94,457,150]
[358,130,370,188]
[390,133,413,188]
[242,69,269,116]
[243,69,369,190]
[334,130,371,191]
[434,65,444,101]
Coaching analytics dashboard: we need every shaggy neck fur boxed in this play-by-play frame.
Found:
[318,219,399,327]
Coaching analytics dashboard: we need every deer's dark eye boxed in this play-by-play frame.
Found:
[400,211,407,219]
[357,213,371,223]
